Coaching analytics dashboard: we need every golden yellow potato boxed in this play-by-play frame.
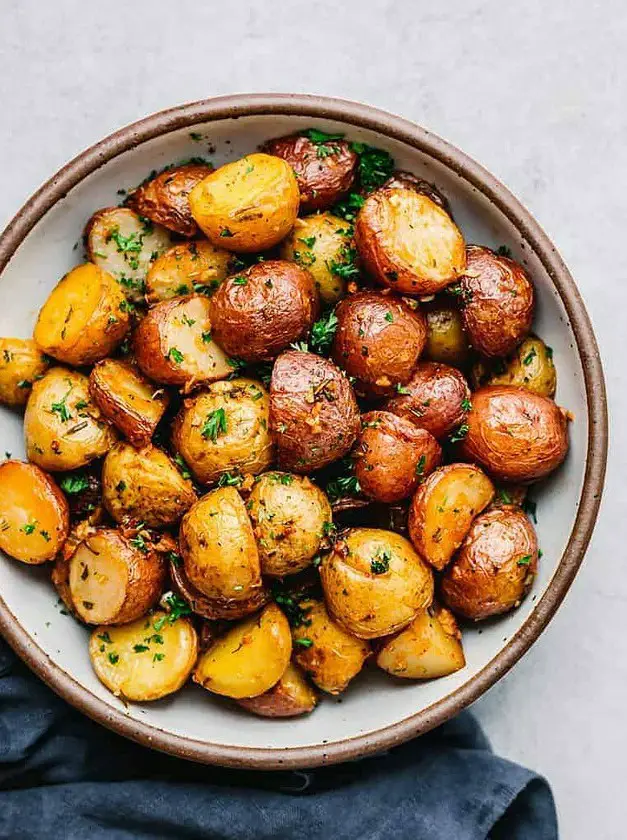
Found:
[193,603,292,699]
[0,461,69,564]
[0,338,49,407]
[279,213,354,304]
[89,611,198,701]
[102,442,197,528]
[179,486,263,602]
[145,240,233,303]
[188,153,300,252]
[24,367,117,471]
[376,604,466,679]
[33,263,130,366]
[247,472,333,577]
[172,378,274,485]
[292,599,370,694]
[423,300,471,368]
[320,528,434,639]
[238,662,318,718]
[471,336,556,398]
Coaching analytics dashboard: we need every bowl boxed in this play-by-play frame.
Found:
[0,94,607,769]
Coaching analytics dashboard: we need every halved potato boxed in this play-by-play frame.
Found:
[89,610,198,701]
[471,336,556,398]
[193,603,292,699]
[127,163,214,236]
[85,207,172,302]
[145,240,233,303]
[376,604,465,679]
[408,463,495,571]
[0,461,69,564]
[33,263,130,366]
[0,338,49,407]
[89,358,169,448]
[238,662,318,717]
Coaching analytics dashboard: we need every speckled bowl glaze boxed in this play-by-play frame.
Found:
[0,94,607,769]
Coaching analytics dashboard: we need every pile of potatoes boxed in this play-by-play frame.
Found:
[0,128,569,715]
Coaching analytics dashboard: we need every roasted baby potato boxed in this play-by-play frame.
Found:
[193,603,292,699]
[263,132,358,213]
[247,472,333,577]
[127,163,214,237]
[355,188,466,295]
[471,335,556,398]
[423,299,471,369]
[238,662,318,717]
[279,213,354,304]
[383,171,450,214]
[24,367,117,471]
[0,338,49,407]
[89,358,169,448]
[408,463,495,571]
[270,350,360,473]
[65,526,166,624]
[0,461,69,564]
[461,385,569,482]
[441,505,539,620]
[320,528,434,639]
[179,487,264,603]
[188,153,300,252]
[172,378,274,485]
[332,291,427,397]
[209,260,319,362]
[133,295,231,389]
[457,245,534,357]
[376,604,465,679]
[383,361,471,441]
[89,611,198,701]
[146,240,233,303]
[102,442,197,528]
[291,599,370,694]
[34,263,130,366]
[354,411,442,504]
[85,207,172,302]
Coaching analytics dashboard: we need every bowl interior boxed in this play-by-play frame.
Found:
[0,109,592,763]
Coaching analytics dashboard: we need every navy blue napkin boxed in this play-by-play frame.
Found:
[0,639,557,839]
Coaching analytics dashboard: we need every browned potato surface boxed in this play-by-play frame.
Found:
[355,188,466,295]
[0,461,69,564]
[461,385,569,482]
[146,240,233,303]
[331,291,427,397]
[209,260,320,362]
[383,171,450,214]
[0,338,49,407]
[270,350,360,473]
[408,463,495,571]
[471,336,556,398]
[127,163,214,236]
[238,662,318,717]
[441,506,538,620]
[423,300,470,369]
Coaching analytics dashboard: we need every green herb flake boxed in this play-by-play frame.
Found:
[310,310,338,354]
[60,474,90,495]
[21,522,37,535]
[299,235,317,248]
[133,644,149,653]
[449,423,469,443]
[108,652,120,665]
[167,347,184,365]
[116,480,126,493]
[201,331,212,343]
[217,472,244,488]
[153,652,165,662]
[220,228,234,238]
[496,245,513,258]
[232,276,248,286]
[370,550,391,575]
[415,455,427,477]
[294,638,314,649]
[461,398,472,412]
[352,143,395,192]
[517,554,532,567]
[384,312,394,323]
[201,407,228,441]
[522,347,537,366]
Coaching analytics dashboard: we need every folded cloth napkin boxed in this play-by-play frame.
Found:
[0,639,557,839]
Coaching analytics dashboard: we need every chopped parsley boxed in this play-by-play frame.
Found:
[370,549,391,575]
[271,583,312,628]
[50,386,73,422]
[299,235,317,248]
[517,554,532,567]
[497,488,512,504]
[133,644,149,653]
[309,310,338,354]
[496,245,513,258]
[60,474,90,495]
[522,497,538,523]
[415,455,427,477]
[232,275,248,286]
[522,346,537,366]
[108,228,143,256]
[108,652,119,665]
[220,228,234,238]
[329,246,359,280]
[173,454,191,481]
[384,312,394,323]
[153,593,192,630]
[153,652,165,662]
[396,383,410,395]
[332,191,365,221]
[129,533,148,553]
[294,638,314,649]
[351,143,394,192]
[449,423,469,443]
[21,521,37,535]
[167,347,184,365]
[461,397,472,412]
[201,331,212,343]
[201,408,228,441]
[217,471,244,488]
[116,480,126,493]
[326,473,360,502]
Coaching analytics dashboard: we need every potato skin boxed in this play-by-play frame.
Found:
[441,506,538,620]
[471,336,556,398]
[0,461,69,564]
[34,263,130,366]
[383,361,471,441]
[291,599,370,694]
[461,385,569,482]
[237,662,318,717]
[270,350,360,473]
[423,300,471,369]
[0,338,49,407]
[188,153,300,252]
[383,171,450,214]
[458,245,534,357]
[127,164,214,236]
[172,378,274,485]
[320,528,434,639]
[209,260,320,362]
[145,240,233,304]
[355,188,466,295]
[354,411,442,504]
[332,291,427,397]
[24,367,117,472]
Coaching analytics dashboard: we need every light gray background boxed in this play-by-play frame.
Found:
[1,1,624,836]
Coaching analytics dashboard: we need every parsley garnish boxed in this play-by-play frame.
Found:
[461,398,472,412]
[217,472,244,488]
[370,550,391,575]
[167,347,184,364]
[153,593,192,630]
[309,310,338,354]
[201,408,228,441]
[522,497,538,523]
[130,534,148,553]
[415,455,426,477]
[351,143,394,192]
[496,245,513,258]
[522,346,537,366]
[294,638,314,649]
[332,192,365,221]
[271,582,312,628]
[329,246,359,280]
[50,386,73,422]
[60,474,90,495]
[449,423,469,443]
[232,276,248,286]
[21,522,37,535]
[326,473,360,502]
[220,228,234,238]
[108,652,119,665]
[517,554,532,566]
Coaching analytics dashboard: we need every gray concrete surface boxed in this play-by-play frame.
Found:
[1,1,624,836]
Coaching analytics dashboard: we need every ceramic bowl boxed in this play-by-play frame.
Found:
[0,94,607,768]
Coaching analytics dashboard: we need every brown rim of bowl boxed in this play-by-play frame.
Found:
[0,94,608,770]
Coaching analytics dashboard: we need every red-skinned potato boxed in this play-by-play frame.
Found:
[461,385,569,482]
[354,411,442,503]
[331,291,427,397]
[127,163,214,236]
[238,663,318,718]
[209,260,320,362]
[383,171,450,215]
[270,350,360,473]
[457,245,534,357]
[383,361,471,441]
